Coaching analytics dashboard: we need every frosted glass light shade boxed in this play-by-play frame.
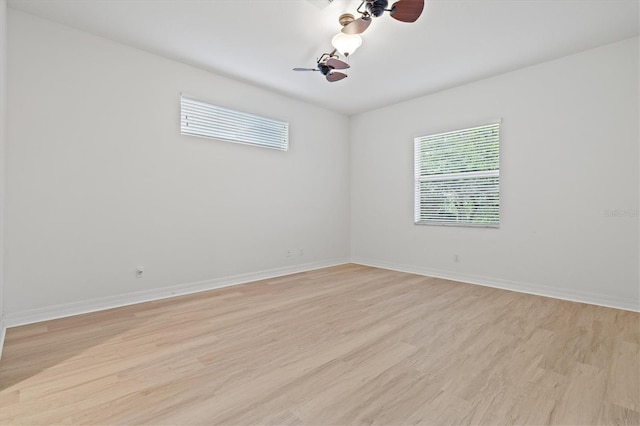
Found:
[331,33,362,57]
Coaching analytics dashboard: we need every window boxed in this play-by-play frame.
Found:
[180,95,289,151]
[414,122,500,227]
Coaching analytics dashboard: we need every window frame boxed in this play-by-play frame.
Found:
[180,95,289,151]
[414,121,501,228]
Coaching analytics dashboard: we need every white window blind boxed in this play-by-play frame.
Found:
[180,95,289,151]
[415,122,500,227]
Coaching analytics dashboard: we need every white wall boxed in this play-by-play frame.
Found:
[351,37,640,311]
[4,10,638,327]
[0,0,7,355]
[5,10,350,322]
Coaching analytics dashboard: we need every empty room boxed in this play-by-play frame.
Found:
[0,0,638,424]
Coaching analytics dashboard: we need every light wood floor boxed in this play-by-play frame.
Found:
[0,264,638,425]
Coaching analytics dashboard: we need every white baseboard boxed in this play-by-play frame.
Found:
[5,258,350,327]
[352,257,640,313]
[0,315,6,361]
[6,256,636,328]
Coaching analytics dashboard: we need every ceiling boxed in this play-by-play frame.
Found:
[7,0,640,115]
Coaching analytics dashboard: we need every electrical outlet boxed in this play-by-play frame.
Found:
[286,250,292,258]
[299,248,304,256]
[454,254,460,263]
[136,266,145,278]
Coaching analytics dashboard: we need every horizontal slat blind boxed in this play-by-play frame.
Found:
[181,96,289,151]
[415,123,500,227]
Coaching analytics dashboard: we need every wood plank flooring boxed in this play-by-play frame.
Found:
[0,264,638,425]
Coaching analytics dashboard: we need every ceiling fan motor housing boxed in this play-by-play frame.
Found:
[318,64,331,76]
[367,0,389,17]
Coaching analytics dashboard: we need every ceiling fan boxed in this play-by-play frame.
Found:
[293,50,350,82]
[341,0,424,35]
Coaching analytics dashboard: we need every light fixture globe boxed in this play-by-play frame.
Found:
[331,32,362,57]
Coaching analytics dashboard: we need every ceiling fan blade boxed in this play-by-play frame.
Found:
[326,72,348,82]
[293,68,318,71]
[390,0,424,22]
[341,16,372,34]
[326,58,350,70]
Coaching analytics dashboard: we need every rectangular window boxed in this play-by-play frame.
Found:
[180,95,289,151]
[414,122,500,227]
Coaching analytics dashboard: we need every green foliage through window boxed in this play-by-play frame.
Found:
[414,123,500,227]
